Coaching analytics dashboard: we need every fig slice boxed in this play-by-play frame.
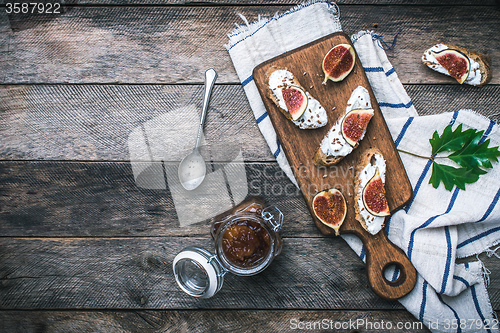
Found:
[362,168,390,217]
[341,108,374,147]
[431,48,470,84]
[322,43,355,84]
[312,188,347,235]
[281,85,308,120]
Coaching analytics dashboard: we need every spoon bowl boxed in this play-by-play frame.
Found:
[178,68,217,190]
[178,148,207,191]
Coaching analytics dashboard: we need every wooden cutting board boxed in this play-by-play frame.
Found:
[253,32,416,300]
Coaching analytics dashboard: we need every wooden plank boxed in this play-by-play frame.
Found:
[0,161,317,237]
[1,84,499,162]
[0,84,273,161]
[0,236,401,309]
[0,310,430,332]
[0,237,498,310]
[0,0,493,5]
[1,5,499,84]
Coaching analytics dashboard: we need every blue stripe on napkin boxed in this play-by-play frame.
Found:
[273,140,281,158]
[378,101,413,109]
[408,187,460,260]
[363,66,384,72]
[404,111,460,213]
[471,285,492,333]
[457,225,500,249]
[242,75,253,87]
[394,117,414,148]
[363,66,395,77]
[453,275,470,288]
[385,68,395,76]
[479,119,496,144]
[419,280,429,321]
[439,294,463,333]
[440,226,453,294]
[404,159,433,213]
[477,187,500,222]
[256,111,268,124]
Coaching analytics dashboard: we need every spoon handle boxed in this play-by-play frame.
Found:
[195,68,218,149]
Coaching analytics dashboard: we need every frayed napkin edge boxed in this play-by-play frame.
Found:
[225,0,340,50]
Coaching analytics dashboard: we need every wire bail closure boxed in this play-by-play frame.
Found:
[261,206,284,232]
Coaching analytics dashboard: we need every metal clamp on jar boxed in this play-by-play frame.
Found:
[173,197,284,298]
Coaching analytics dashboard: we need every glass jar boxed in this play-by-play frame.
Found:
[173,196,284,298]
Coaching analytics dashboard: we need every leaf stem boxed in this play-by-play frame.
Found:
[397,149,433,160]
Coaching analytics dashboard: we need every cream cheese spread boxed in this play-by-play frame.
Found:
[320,86,371,157]
[422,44,481,86]
[268,70,327,129]
[356,153,386,235]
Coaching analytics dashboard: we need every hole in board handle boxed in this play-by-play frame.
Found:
[382,262,406,287]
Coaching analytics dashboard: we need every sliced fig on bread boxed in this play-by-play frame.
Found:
[354,148,390,235]
[314,86,374,166]
[422,43,491,86]
[342,108,374,147]
[265,66,328,129]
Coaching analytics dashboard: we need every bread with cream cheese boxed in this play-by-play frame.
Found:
[265,66,328,130]
[422,43,491,87]
[354,148,388,235]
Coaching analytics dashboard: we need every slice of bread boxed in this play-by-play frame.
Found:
[313,86,373,166]
[265,66,295,121]
[313,146,344,166]
[422,43,491,86]
[265,66,327,129]
[354,148,388,235]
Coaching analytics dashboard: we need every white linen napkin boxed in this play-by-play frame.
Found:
[225,2,499,332]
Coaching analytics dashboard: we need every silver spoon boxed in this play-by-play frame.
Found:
[178,68,217,191]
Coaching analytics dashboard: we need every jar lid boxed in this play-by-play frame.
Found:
[173,246,226,298]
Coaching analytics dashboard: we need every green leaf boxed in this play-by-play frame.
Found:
[429,124,478,155]
[429,162,484,191]
[449,136,500,170]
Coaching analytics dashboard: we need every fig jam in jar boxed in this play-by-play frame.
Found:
[173,196,283,297]
[211,196,283,275]
[221,218,271,268]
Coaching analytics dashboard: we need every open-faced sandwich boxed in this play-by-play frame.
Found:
[266,66,328,129]
[422,43,491,86]
[354,148,390,235]
[313,86,374,166]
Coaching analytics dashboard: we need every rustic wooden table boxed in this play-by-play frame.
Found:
[1,0,499,332]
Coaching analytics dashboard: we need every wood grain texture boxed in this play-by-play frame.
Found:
[2,84,498,162]
[0,236,400,309]
[0,161,321,237]
[0,310,430,332]
[1,5,499,84]
[0,238,498,310]
[0,84,272,161]
[253,32,415,300]
[0,1,499,328]
[0,0,494,5]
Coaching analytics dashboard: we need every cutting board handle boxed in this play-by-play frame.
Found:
[363,230,417,300]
